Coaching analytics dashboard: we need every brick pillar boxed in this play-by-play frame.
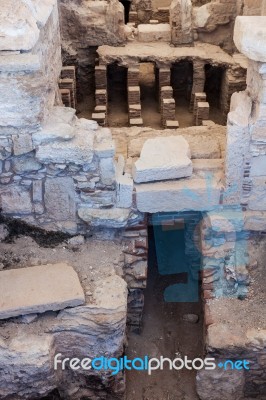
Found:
[190,61,206,112]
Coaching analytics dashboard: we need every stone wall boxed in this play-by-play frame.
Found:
[225,17,266,214]
[0,0,62,133]
[59,0,126,100]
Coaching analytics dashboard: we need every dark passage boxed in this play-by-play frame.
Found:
[139,62,161,129]
[204,64,225,124]
[126,216,203,400]
[119,0,131,24]
[204,64,224,108]
[107,63,128,127]
[171,61,194,128]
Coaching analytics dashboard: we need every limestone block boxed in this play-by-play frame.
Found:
[0,263,85,319]
[12,157,42,173]
[135,174,221,213]
[244,211,266,231]
[250,155,266,176]
[138,24,171,42]
[36,121,95,165]
[132,136,193,183]
[0,333,56,398]
[44,177,76,221]
[78,207,131,228]
[234,17,266,62]
[0,1,40,51]
[170,0,192,45]
[99,157,115,185]
[116,162,133,209]
[206,210,244,233]
[248,177,266,210]
[0,185,32,214]
[12,134,34,156]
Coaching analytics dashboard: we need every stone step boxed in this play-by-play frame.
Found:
[0,263,85,320]
[138,24,171,43]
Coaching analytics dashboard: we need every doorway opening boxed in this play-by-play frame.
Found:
[171,61,194,128]
[204,64,225,125]
[126,212,204,399]
[107,63,128,127]
[119,0,131,24]
[139,62,161,129]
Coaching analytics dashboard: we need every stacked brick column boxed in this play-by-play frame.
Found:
[122,216,148,332]
[160,86,179,128]
[59,66,77,109]
[128,65,143,127]
[193,92,210,126]
[92,65,107,126]
[190,61,206,112]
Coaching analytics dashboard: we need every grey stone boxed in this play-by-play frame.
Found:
[0,263,85,319]
[12,134,34,155]
[133,136,193,183]
[44,177,76,221]
[196,366,244,400]
[78,207,131,228]
[0,185,32,214]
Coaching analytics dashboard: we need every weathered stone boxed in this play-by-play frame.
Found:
[170,0,192,45]
[12,157,42,173]
[36,122,95,165]
[0,185,32,215]
[182,314,199,323]
[234,16,266,62]
[0,263,85,319]
[135,174,221,213]
[138,24,171,42]
[44,177,76,221]
[12,134,34,156]
[99,157,116,185]
[133,136,193,183]
[78,207,130,228]
[116,173,133,209]
[196,366,245,400]
[0,224,8,242]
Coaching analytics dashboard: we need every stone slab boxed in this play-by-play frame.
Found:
[138,24,171,42]
[132,136,193,183]
[78,207,131,228]
[0,263,85,319]
[135,174,221,213]
[234,17,266,62]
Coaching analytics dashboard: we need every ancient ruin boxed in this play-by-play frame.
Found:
[0,0,265,399]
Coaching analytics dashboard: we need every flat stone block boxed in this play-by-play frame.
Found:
[138,24,171,42]
[130,118,143,126]
[78,207,130,228]
[135,174,221,213]
[0,263,85,320]
[166,120,179,129]
[234,17,266,62]
[133,136,192,183]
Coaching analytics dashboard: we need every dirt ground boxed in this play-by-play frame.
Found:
[126,227,203,400]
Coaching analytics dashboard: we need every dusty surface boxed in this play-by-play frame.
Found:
[98,42,240,67]
[206,236,266,351]
[111,124,226,161]
[208,236,266,331]
[0,235,124,309]
[126,228,203,400]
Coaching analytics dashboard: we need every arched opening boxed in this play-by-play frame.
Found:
[119,0,131,24]
[107,63,128,126]
[171,61,194,127]
[204,64,225,124]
